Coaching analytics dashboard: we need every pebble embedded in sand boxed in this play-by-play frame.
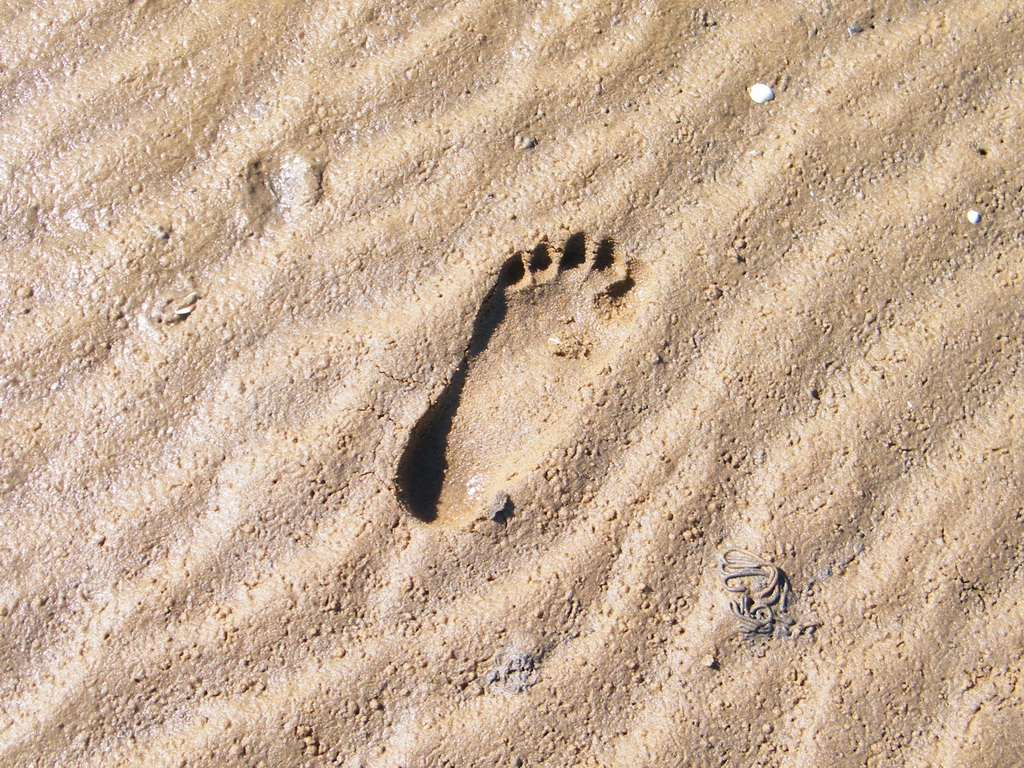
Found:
[966,209,981,224]
[483,492,511,522]
[749,83,775,104]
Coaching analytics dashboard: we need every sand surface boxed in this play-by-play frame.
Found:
[1,1,1023,766]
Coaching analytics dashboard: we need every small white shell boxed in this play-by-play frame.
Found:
[175,292,200,316]
[966,209,981,224]
[749,83,775,104]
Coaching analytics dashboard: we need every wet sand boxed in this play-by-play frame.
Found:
[1,1,1023,766]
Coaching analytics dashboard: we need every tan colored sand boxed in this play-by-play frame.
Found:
[1,1,1023,766]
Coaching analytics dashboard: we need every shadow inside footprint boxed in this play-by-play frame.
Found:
[396,256,524,521]
[560,232,587,270]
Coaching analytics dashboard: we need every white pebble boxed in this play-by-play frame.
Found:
[749,83,775,104]
[966,209,981,224]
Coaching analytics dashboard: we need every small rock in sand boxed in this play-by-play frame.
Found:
[749,83,775,104]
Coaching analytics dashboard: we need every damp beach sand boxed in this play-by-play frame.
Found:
[1,1,1023,766]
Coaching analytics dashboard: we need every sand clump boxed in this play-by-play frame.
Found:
[1,1,1023,766]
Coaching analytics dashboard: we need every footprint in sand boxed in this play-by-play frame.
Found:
[397,233,637,527]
